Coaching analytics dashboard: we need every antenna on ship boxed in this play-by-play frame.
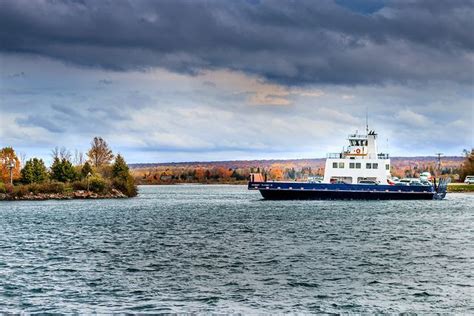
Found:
[365,107,369,134]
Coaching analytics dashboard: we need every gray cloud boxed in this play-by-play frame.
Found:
[1,0,473,86]
[16,115,65,133]
[99,79,113,85]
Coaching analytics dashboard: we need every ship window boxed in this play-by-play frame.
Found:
[373,163,378,169]
[386,164,390,170]
[356,163,361,169]
[333,162,338,168]
[339,162,344,168]
[349,162,355,169]
[366,163,372,169]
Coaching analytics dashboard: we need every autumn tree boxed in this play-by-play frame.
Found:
[87,137,114,167]
[269,168,284,180]
[21,158,49,184]
[195,168,205,182]
[460,149,474,180]
[0,147,21,183]
[217,167,233,180]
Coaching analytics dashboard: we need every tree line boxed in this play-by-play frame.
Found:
[133,165,322,184]
[0,137,137,198]
[133,151,473,184]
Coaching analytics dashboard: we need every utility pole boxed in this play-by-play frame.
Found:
[435,153,443,175]
[87,172,92,192]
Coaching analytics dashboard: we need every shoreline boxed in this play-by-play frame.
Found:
[0,189,127,201]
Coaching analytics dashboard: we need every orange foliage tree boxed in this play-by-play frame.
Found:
[194,168,206,182]
[269,168,284,180]
[217,167,233,180]
[0,147,21,183]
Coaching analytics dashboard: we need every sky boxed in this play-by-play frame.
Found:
[0,0,473,164]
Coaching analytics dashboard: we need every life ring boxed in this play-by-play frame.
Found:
[356,148,361,154]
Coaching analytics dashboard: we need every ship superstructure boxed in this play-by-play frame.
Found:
[323,130,390,184]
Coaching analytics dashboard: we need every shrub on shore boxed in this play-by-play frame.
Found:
[9,182,66,197]
[0,182,6,193]
[13,185,29,198]
[88,175,110,194]
[41,181,66,194]
[112,174,137,197]
[72,180,88,191]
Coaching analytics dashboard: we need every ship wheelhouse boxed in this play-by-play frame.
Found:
[323,130,391,184]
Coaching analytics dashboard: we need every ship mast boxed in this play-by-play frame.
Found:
[365,107,369,134]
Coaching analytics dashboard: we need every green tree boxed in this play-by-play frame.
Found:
[20,158,49,184]
[87,137,114,167]
[112,154,129,179]
[81,161,93,179]
[50,158,77,182]
[111,154,137,197]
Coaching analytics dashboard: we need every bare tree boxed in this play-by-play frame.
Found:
[79,151,84,165]
[74,149,78,165]
[51,146,72,161]
[19,152,27,166]
[51,146,60,160]
[73,149,85,166]
[87,137,114,167]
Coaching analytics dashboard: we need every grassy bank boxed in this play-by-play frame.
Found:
[447,183,474,193]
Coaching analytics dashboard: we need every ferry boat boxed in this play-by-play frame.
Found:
[248,130,449,200]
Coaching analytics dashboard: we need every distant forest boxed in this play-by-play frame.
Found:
[131,156,468,185]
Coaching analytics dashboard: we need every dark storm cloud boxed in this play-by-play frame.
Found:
[0,0,473,85]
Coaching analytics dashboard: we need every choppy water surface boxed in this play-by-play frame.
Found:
[0,185,473,313]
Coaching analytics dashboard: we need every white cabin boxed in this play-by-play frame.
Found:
[323,130,391,184]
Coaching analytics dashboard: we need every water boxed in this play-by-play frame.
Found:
[0,185,472,313]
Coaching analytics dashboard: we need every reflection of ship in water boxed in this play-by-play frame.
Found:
[248,129,449,200]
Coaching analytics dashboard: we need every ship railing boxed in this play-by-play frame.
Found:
[327,153,343,159]
[347,134,367,139]
[326,153,390,159]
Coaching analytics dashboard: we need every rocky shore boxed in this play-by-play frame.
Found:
[0,189,127,201]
